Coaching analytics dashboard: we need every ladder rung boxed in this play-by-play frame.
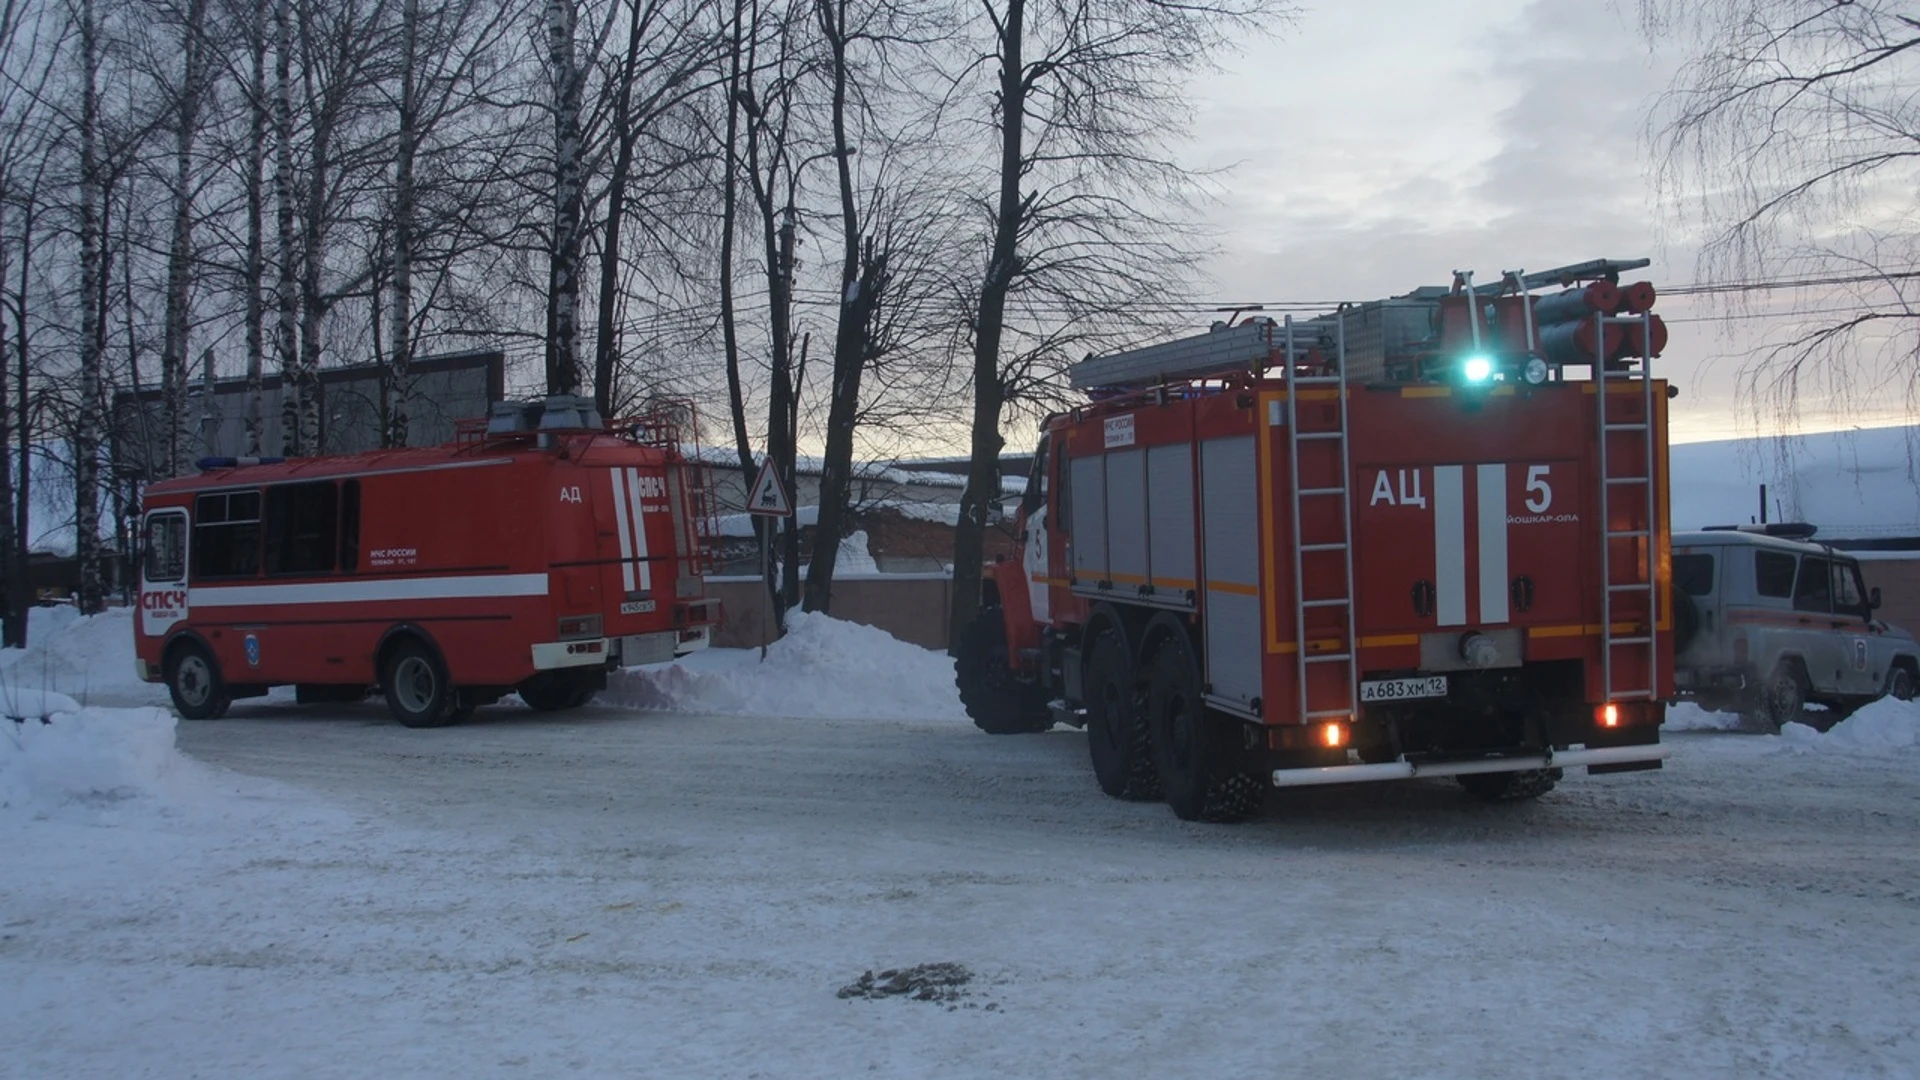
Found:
[1608,636,1653,645]
[1289,376,1344,386]
[1607,582,1651,592]
[1605,476,1649,486]
[1298,487,1347,497]
[1294,432,1345,441]
[1605,690,1658,701]
[1305,707,1355,719]
[1300,598,1350,608]
[1603,423,1647,432]
[1299,542,1349,552]
[1606,530,1651,539]
[1304,653,1353,664]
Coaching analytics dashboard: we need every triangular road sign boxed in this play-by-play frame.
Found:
[747,458,793,517]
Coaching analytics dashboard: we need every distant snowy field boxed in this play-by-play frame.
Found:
[4,610,1919,1078]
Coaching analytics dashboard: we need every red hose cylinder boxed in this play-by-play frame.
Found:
[1617,281,1657,314]
[1618,314,1668,359]
[1533,282,1620,326]
[1539,315,1623,366]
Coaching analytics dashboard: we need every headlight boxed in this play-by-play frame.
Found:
[1522,356,1550,386]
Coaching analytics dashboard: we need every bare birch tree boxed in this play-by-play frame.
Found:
[947,0,1284,646]
[1642,0,1920,423]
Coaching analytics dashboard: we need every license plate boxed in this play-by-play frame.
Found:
[1360,675,1449,703]
[620,599,657,615]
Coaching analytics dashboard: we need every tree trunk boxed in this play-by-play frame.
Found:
[273,0,301,455]
[949,0,1026,650]
[386,0,418,449]
[6,202,31,646]
[717,0,763,569]
[244,3,267,456]
[74,0,105,614]
[545,0,583,396]
[161,0,211,478]
[592,0,647,418]
[802,0,880,616]
[0,220,14,646]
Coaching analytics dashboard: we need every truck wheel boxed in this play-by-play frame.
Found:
[518,674,589,712]
[383,640,458,728]
[1457,768,1561,803]
[954,606,1051,735]
[165,640,231,721]
[1084,629,1159,800]
[1145,633,1260,823]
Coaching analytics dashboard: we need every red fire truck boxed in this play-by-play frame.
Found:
[134,396,719,727]
[956,259,1675,821]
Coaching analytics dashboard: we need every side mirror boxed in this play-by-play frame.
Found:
[1871,586,1883,611]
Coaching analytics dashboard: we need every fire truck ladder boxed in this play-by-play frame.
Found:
[1594,313,1660,702]
[1283,314,1360,725]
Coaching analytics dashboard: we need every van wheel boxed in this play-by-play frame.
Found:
[166,641,231,721]
[1754,665,1808,733]
[383,640,457,728]
[1887,666,1915,702]
[1145,633,1261,823]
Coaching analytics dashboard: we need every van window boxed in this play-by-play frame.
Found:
[193,490,262,579]
[265,481,339,575]
[144,512,186,583]
[1674,552,1715,596]
[1793,555,1833,612]
[1754,550,1796,598]
[1834,560,1866,615]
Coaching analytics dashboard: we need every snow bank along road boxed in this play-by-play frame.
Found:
[3,702,1916,1080]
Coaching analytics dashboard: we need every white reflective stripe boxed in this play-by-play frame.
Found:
[1433,465,1465,626]
[192,573,548,607]
[609,468,636,592]
[625,468,652,593]
[1477,463,1509,624]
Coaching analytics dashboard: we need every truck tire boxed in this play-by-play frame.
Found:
[165,640,231,721]
[1145,633,1261,823]
[1084,629,1159,800]
[954,606,1052,735]
[1886,665,1915,702]
[518,673,591,712]
[1457,768,1561,802]
[383,639,459,729]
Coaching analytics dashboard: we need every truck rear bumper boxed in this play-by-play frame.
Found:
[1270,744,1670,788]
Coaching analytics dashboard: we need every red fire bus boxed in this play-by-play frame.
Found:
[133,396,719,727]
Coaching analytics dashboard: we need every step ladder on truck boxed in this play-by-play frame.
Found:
[954,258,1675,822]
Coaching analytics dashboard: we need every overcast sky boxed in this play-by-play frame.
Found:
[1182,0,1911,444]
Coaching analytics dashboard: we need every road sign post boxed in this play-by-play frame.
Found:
[746,459,794,660]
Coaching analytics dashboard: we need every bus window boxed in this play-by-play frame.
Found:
[193,490,262,579]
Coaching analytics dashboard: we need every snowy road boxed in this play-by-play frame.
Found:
[5,701,1918,1079]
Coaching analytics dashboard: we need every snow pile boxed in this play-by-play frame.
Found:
[1,706,195,811]
[0,606,156,704]
[1780,697,1920,753]
[607,610,968,722]
[834,530,879,574]
[1664,703,1748,732]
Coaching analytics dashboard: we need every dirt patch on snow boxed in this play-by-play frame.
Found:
[837,963,989,1008]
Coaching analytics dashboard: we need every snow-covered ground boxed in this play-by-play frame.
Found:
[4,616,1920,1078]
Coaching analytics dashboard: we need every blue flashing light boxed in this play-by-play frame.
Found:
[1462,356,1494,384]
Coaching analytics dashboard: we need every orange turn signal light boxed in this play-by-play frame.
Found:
[1321,721,1347,748]
[1600,703,1620,728]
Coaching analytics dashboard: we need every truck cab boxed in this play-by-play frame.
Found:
[1672,526,1917,728]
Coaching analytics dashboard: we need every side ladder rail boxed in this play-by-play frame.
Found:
[1283,315,1360,724]
[1595,313,1659,701]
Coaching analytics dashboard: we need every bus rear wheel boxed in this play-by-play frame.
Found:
[384,640,458,728]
